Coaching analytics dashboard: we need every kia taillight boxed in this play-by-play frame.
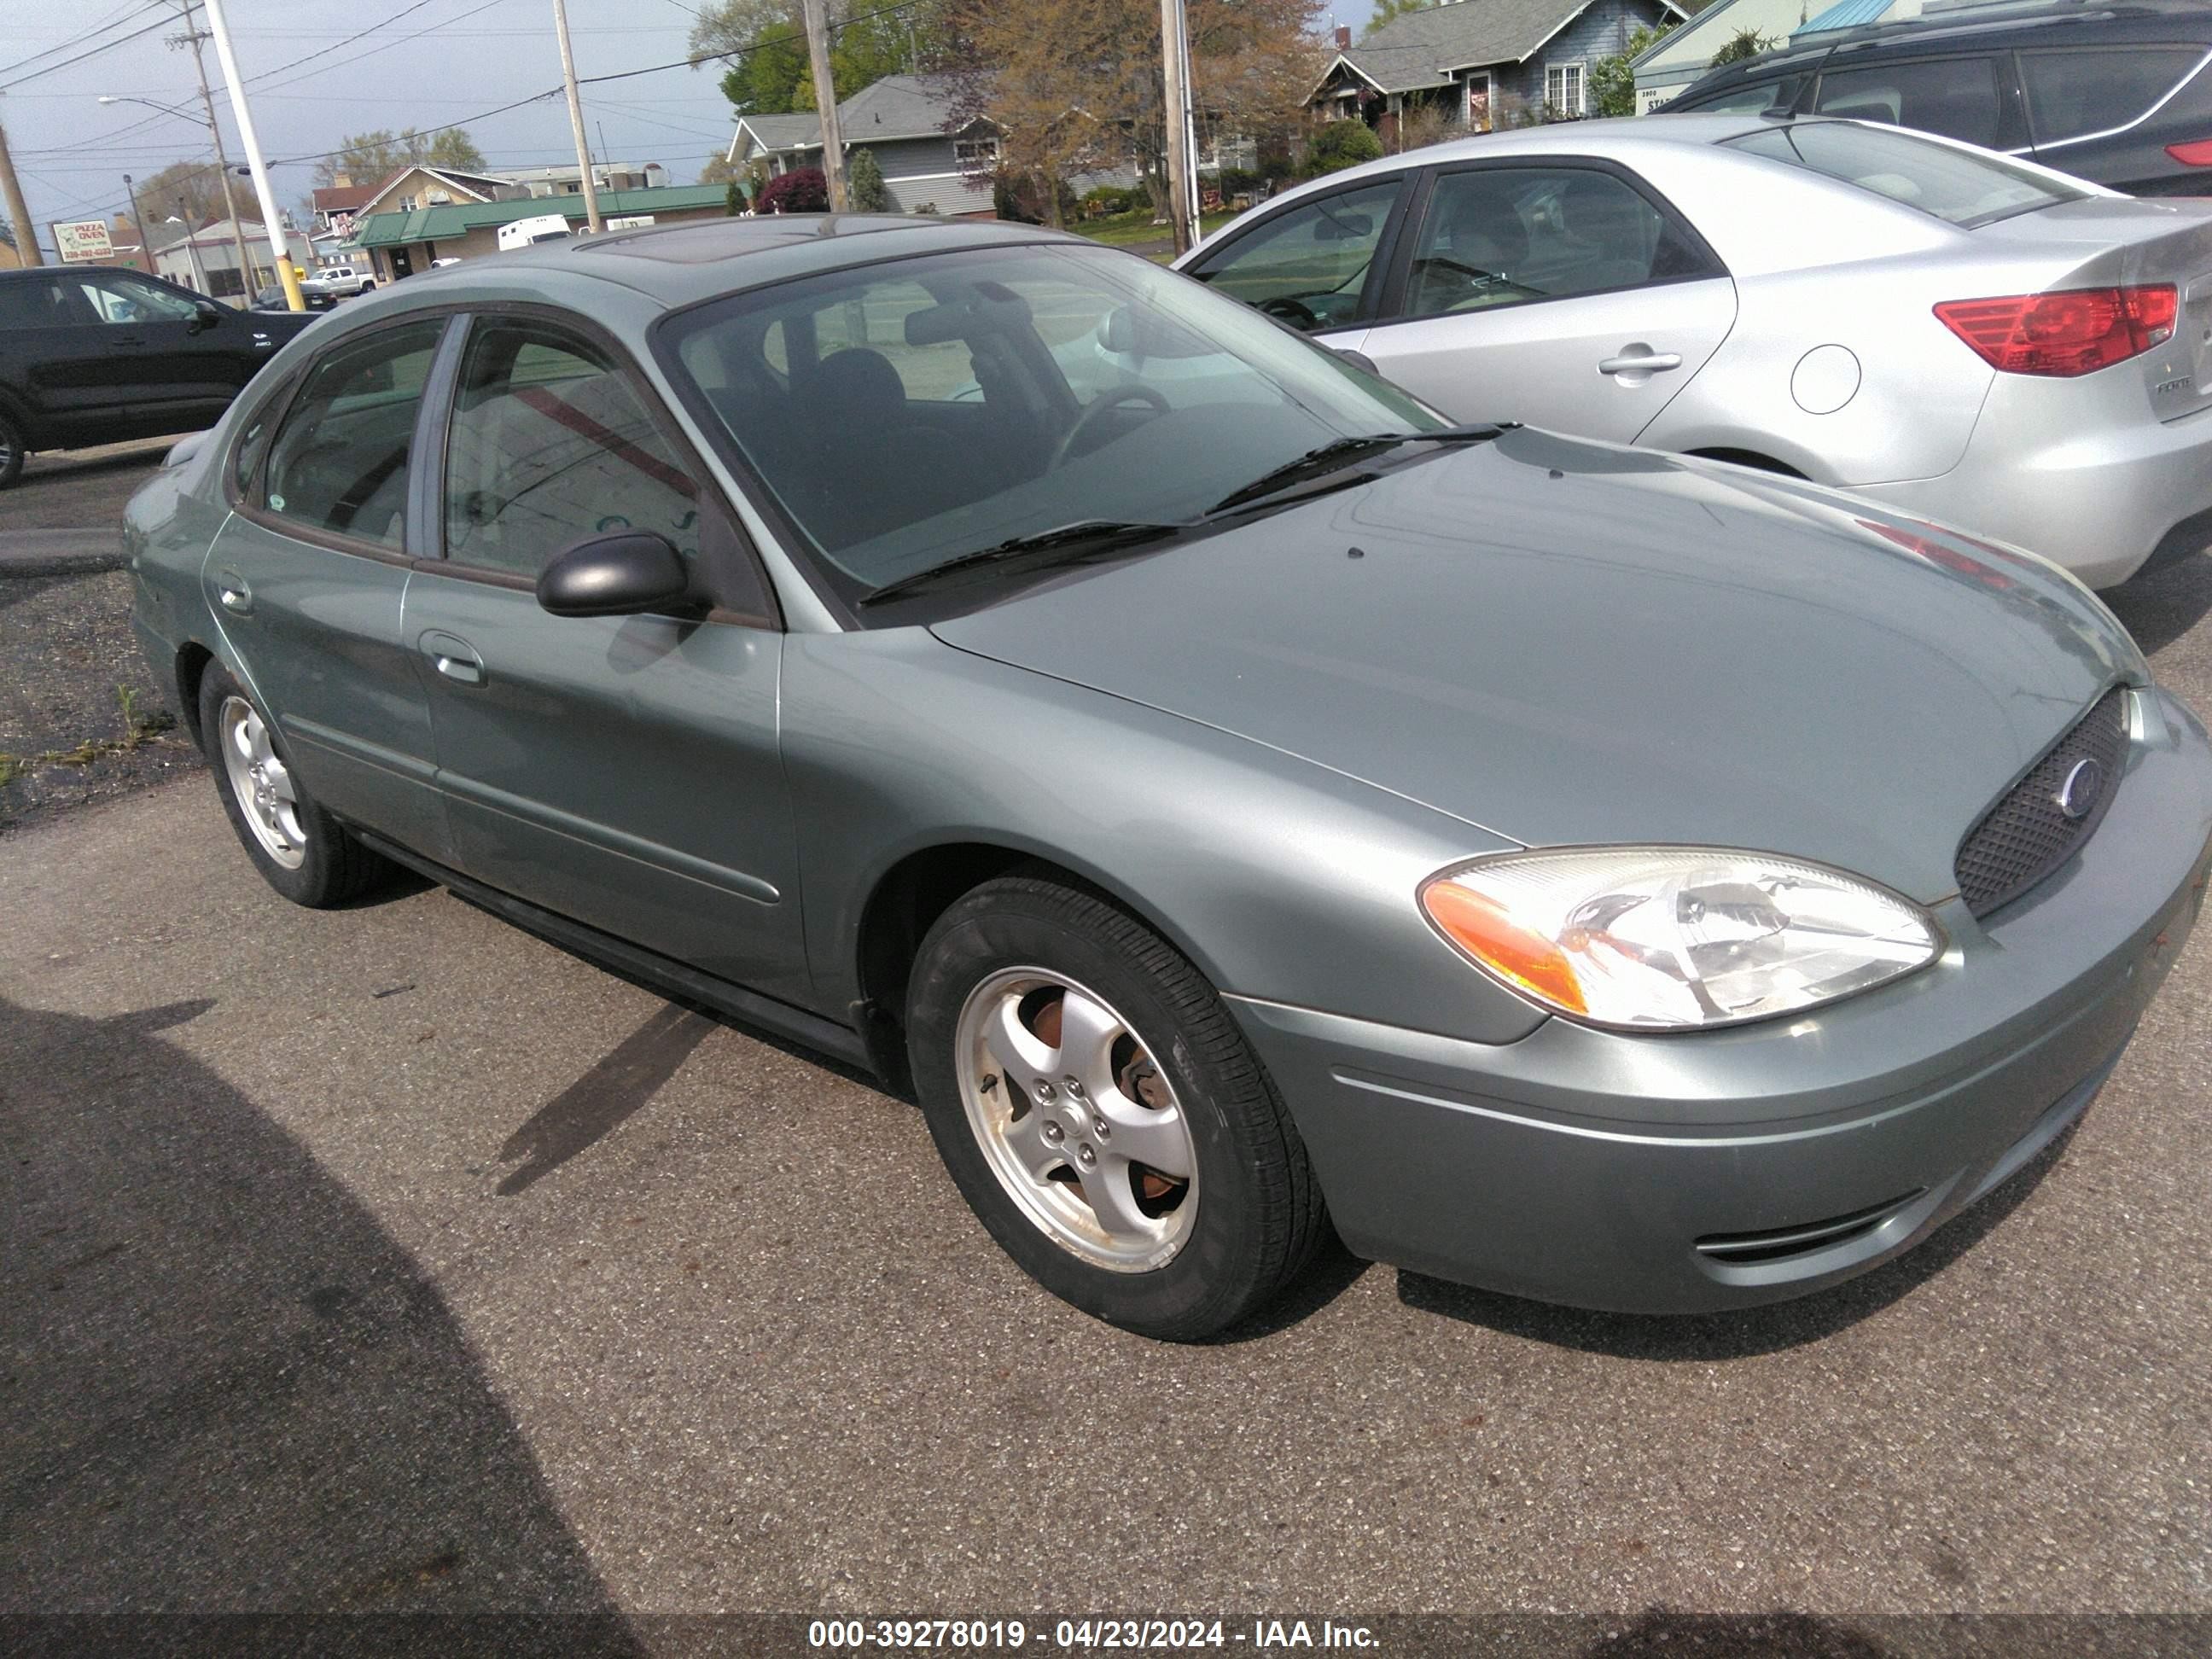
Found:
[1933,285,2177,376]
[2166,140,2212,166]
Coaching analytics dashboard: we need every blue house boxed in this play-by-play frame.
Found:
[1310,0,1691,135]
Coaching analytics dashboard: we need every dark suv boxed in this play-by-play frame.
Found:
[1662,0,2212,196]
[0,265,317,487]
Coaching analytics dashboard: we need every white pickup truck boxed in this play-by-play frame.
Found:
[299,264,374,298]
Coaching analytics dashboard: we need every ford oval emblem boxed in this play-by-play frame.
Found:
[2057,757,2106,821]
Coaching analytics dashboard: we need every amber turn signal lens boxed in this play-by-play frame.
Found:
[1422,880,1587,1015]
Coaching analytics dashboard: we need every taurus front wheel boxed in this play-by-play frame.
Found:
[907,872,1325,1340]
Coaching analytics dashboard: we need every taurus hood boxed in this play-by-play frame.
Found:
[930,428,2143,905]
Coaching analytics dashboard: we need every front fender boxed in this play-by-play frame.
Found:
[780,630,1545,1048]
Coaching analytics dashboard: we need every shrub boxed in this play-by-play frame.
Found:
[1304,119,1384,178]
[1592,24,1674,118]
[1710,27,1773,69]
[848,147,890,212]
[757,166,829,213]
[993,170,1077,225]
[1080,183,1150,217]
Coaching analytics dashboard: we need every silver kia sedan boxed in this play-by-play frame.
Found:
[1178,114,2212,589]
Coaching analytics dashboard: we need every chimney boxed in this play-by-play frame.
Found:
[1335,24,1351,49]
[333,171,352,189]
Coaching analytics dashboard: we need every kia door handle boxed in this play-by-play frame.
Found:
[214,572,253,615]
[418,631,485,686]
[1598,350,1682,376]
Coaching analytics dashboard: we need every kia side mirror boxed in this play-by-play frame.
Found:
[537,531,698,618]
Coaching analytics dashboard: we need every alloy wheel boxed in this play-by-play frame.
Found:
[954,966,1199,1272]
[218,696,307,869]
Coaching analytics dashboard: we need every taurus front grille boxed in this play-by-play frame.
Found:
[1954,688,2128,918]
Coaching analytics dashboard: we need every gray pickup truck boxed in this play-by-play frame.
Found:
[0,265,316,487]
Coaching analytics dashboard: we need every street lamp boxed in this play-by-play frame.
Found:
[98,91,256,304]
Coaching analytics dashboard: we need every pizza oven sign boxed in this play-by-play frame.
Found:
[53,219,115,262]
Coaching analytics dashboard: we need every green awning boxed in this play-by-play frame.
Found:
[353,183,731,249]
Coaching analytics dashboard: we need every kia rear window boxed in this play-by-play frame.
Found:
[1724,120,2087,228]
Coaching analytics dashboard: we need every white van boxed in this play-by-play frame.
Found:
[496,214,573,253]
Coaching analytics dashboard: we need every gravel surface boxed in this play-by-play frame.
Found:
[1,442,201,832]
[0,571,201,832]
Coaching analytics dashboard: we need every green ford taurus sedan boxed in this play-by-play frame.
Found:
[127,216,2212,1339]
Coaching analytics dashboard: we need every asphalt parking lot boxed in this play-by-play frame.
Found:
[3,454,2211,1646]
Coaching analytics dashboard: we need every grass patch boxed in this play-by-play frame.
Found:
[0,684,178,788]
[1068,208,1238,249]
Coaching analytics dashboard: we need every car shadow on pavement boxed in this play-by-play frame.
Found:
[2104,554,2212,657]
[0,992,640,1644]
[494,1003,719,1195]
[1395,1123,2078,1361]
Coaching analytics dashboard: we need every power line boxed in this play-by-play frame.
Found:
[0,9,179,94]
[0,1,169,86]
[235,0,498,93]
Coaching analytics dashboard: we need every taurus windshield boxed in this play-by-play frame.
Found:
[659,242,1439,604]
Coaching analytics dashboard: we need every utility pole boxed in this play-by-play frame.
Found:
[201,0,305,310]
[1159,0,1199,254]
[0,119,41,266]
[170,3,256,305]
[123,174,149,273]
[552,0,603,232]
[176,197,210,294]
[801,0,848,211]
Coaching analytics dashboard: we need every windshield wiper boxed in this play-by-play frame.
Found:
[1203,424,1505,516]
[859,519,1182,608]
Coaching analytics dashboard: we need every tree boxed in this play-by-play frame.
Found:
[1364,0,1429,33]
[1709,27,1773,69]
[688,1,950,115]
[1305,117,1382,176]
[134,158,236,227]
[847,147,889,211]
[311,127,485,189]
[949,0,1324,229]
[1591,23,1673,119]
[699,150,742,185]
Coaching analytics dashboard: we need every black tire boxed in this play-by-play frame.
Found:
[0,408,26,488]
[907,872,1326,1340]
[197,662,388,907]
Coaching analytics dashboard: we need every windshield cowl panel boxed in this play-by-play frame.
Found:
[655,242,1441,617]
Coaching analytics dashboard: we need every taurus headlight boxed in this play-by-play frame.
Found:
[1419,849,1941,1031]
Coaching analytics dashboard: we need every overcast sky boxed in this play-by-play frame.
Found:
[1,0,740,252]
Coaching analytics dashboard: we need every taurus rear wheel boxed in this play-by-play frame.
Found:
[199,663,387,907]
[908,872,1325,1340]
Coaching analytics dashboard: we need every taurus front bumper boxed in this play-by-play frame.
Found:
[1229,689,2212,1314]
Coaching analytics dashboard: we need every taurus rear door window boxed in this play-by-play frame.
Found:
[260,320,443,549]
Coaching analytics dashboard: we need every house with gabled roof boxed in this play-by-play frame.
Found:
[1310,0,1691,135]
[726,73,1006,218]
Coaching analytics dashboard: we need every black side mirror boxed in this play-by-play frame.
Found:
[188,301,224,335]
[537,531,697,618]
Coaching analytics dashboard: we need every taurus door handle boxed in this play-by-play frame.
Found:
[1598,350,1682,376]
[418,631,485,686]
